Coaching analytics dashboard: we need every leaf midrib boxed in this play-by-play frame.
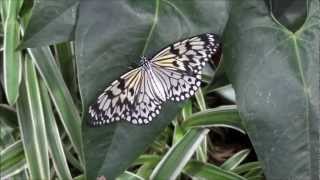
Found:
[141,0,160,56]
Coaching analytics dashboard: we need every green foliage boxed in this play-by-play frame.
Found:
[224,0,320,179]
[1,0,319,180]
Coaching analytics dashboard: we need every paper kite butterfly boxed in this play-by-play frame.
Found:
[88,33,220,126]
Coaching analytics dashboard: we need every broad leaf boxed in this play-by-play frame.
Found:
[224,0,320,179]
[76,0,230,178]
[20,0,78,48]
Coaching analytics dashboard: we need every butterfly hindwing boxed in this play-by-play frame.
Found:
[89,33,220,126]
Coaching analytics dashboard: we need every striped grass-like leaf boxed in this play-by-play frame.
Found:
[172,101,193,145]
[194,90,208,162]
[16,58,49,179]
[232,162,262,175]
[0,104,17,150]
[0,104,18,129]
[2,0,23,105]
[117,171,144,180]
[182,105,245,133]
[150,129,209,179]
[0,140,26,179]
[54,42,78,100]
[40,81,73,180]
[133,155,161,167]
[221,149,251,170]
[183,161,247,180]
[27,47,83,163]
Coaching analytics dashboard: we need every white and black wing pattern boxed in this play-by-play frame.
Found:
[88,33,220,126]
[150,33,220,101]
[88,67,168,126]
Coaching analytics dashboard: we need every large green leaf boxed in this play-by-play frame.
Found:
[223,0,320,179]
[76,0,230,178]
[20,0,78,48]
[268,0,307,32]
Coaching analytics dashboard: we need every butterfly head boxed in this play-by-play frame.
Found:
[140,56,148,64]
[139,56,151,69]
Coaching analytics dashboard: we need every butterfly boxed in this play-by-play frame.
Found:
[88,33,220,126]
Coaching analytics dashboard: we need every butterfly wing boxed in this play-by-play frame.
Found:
[89,68,142,126]
[89,33,220,126]
[150,33,220,101]
[88,67,166,126]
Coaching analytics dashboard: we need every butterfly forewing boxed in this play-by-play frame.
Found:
[151,33,219,101]
[89,33,220,126]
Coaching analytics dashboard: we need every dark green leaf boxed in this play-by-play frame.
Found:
[76,0,230,179]
[20,0,78,48]
[268,0,307,32]
[223,0,320,179]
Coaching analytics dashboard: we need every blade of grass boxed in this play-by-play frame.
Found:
[247,175,264,180]
[63,143,84,172]
[16,59,50,179]
[220,149,250,170]
[182,105,245,133]
[181,100,193,120]
[0,104,18,128]
[150,129,209,180]
[194,89,208,162]
[27,47,83,163]
[0,140,26,179]
[40,80,73,180]
[137,163,154,179]
[0,104,17,149]
[73,174,85,180]
[195,89,206,111]
[54,42,78,102]
[117,171,144,180]
[24,57,50,178]
[173,101,192,144]
[243,167,264,178]
[0,0,8,20]
[183,160,246,180]
[211,85,236,103]
[0,120,15,149]
[11,169,28,180]
[232,162,262,175]
[3,0,23,105]
[133,155,161,166]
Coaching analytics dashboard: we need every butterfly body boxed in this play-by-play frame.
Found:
[89,33,220,127]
